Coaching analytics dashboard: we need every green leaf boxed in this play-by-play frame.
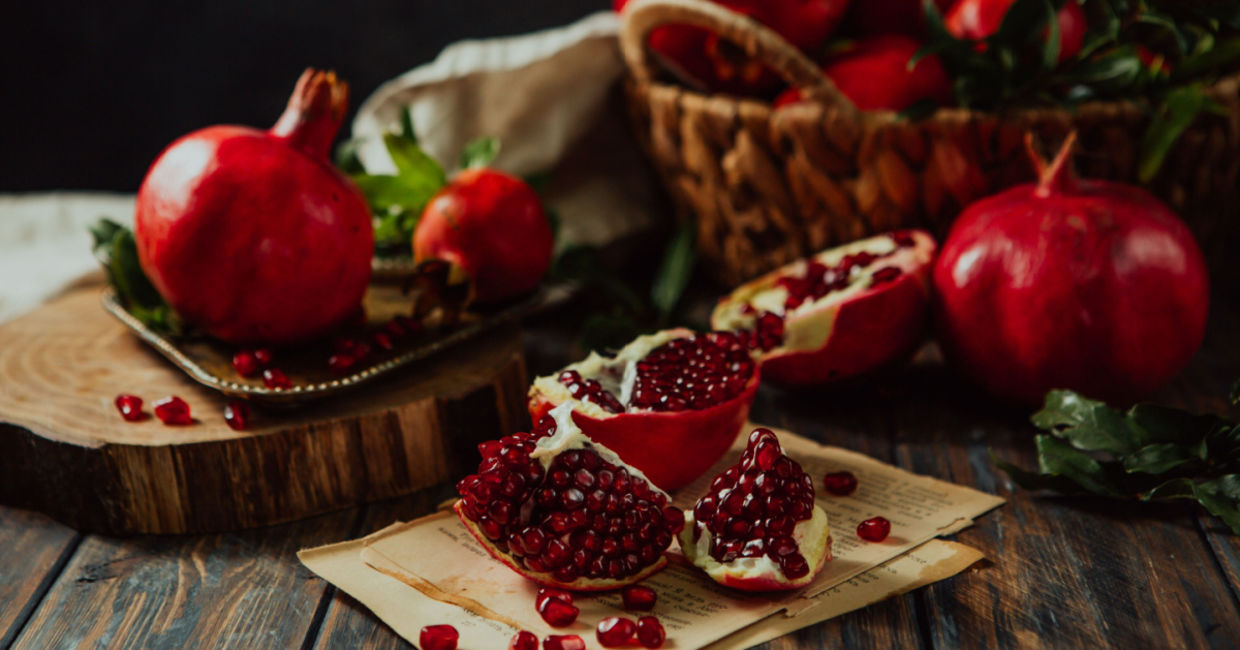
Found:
[351,174,437,214]
[1195,475,1240,535]
[383,133,446,184]
[1031,390,1139,455]
[991,451,1091,494]
[1040,0,1063,69]
[1123,442,1196,475]
[399,106,417,143]
[459,137,500,170]
[1139,84,1210,182]
[1034,434,1124,496]
[88,218,182,335]
[649,220,696,320]
[1230,379,1240,406]
[1144,477,1198,500]
[333,138,365,175]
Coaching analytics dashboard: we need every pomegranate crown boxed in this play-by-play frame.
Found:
[1027,131,1080,197]
[270,68,349,159]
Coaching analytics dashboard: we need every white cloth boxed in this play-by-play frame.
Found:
[0,12,652,325]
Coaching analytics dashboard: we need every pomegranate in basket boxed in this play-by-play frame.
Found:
[775,34,952,111]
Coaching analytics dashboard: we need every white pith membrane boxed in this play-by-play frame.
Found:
[679,505,831,588]
[711,232,932,355]
[531,403,663,488]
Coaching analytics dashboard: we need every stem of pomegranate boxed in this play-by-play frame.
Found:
[1029,131,1080,197]
[270,68,348,159]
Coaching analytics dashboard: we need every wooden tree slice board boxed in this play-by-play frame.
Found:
[0,286,530,535]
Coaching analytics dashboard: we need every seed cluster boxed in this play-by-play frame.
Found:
[558,370,625,413]
[693,429,818,579]
[457,419,685,584]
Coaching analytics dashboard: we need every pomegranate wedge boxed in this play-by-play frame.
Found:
[711,230,937,386]
[528,328,759,491]
[455,404,685,591]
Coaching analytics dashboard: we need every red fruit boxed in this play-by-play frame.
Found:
[223,400,251,431]
[946,0,1086,64]
[597,617,637,647]
[857,516,891,542]
[680,429,832,591]
[933,133,1209,406]
[419,624,459,650]
[843,0,958,37]
[538,597,579,627]
[543,635,586,650]
[454,405,683,590]
[528,329,759,491]
[636,616,666,649]
[114,394,146,422]
[712,230,936,386]
[822,471,858,496]
[510,631,539,650]
[134,69,372,345]
[775,35,951,111]
[253,348,274,366]
[614,0,851,97]
[153,396,192,426]
[231,351,259,378]
[414,168,553,304]
[262,368,292,390]
[622,584,657,611]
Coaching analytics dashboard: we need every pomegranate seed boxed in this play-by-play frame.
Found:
[114,394,145,422]
[870,266,902,285]
[333,338,357,354]
[543,635,586,650]
[636,616,666,648]
[857,516,891,542]
[822,471,858,496]
[509,630,539,650]
[371,331,394,351]
[351,342,372,360]
[152,396,192,425]
[419,624,458,650]
[231,351,259,377]
[223,400,250,431]
[536,587,573,611]
[262,368,291,390]
[537,596,579,627]
[892,231,915,247]
[596,616,637,647]
[328,353,356,374]
[252,348,274,366]
[622,584,657,611]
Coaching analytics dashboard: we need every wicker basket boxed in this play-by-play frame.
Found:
[619,0,1240,286]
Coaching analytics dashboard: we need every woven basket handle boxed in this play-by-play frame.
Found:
[618,0,857,112]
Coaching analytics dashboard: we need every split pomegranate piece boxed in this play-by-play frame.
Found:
[622,584,656,611]
[455,404,684,590]
[636,616,666,649]
[419,624,458,650]
[680,429,832,591]
[822,471,858,496]
[231,351,260,378]
[711,230,936,386]
[510,630,539,650]
[543,635,586,650]
[857,516,891,542]
[114,394,146,422]
[596,616,637,647]
[153,396,192,426]
[223,400,251,431]
[528,328,760,491]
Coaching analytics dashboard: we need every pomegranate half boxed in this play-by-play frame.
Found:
[528,329,760,492]
[711,230,937,386]
[455,404,685,591]
[135,69,373,345]
[680,428,832,591]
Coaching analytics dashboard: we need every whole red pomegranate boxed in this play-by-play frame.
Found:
[615,0,851,97]
[135,69,373,345]
[843,0,958,37]
[414,168,553,304]
[933,133,1210,406]
[946,0,1086,63]
[774,35,952,111]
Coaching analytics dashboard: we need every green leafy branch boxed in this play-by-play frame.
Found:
[994,388,1240,535]
[89,219,183,335]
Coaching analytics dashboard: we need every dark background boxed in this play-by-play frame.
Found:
[0,1,609,192]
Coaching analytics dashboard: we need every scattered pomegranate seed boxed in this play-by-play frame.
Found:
[622,584,657,611]
[536,587,573,611]
[822,471,858,496]
[636,616,666,648]
[114,394,146,422]
[328,353,356,374]
[857,516,891,542]
[543,635,585,650]
[262,368,291,390]
[253,348,274,366]
[231,351,259,378]
[371,331,394,351]
[383,319,407,338]
[351,342,372,360]
[509,630,539,650]
[152,396,192,425]
[333,338,357,354]
[223,400,251,431]
[596,616,637,647]
[419,624,458,650]
[537,595,579,627]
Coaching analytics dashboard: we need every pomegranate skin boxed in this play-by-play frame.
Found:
[933,138,1209,406]
[946,0,1086,64]
[135,70,372,345]
[414,168,553,304]
[775,36,952,111]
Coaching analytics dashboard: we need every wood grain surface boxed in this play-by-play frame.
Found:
[0,287,530,535]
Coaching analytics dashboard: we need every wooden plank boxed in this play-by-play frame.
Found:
[9,508,358,649]
[0,506,82,647]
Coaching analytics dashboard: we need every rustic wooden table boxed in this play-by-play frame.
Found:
[3,296,1238,649]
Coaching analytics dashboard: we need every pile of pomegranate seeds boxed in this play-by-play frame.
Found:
[114,394,146,422]
[223,400,251,431]
[262,368,291,390]
[558,370,625,413]
[596,616,637,647]
[543,635,586,650]
[636,615,666,648]
[456,420,684,584]
[418,624,458,650]
[857,516,891,542]
[822,471,858,496]
[629,333,755,411]
[153,396,192,425]
[776,232,916,312]
[536,588,579,627]
[509,630,539,650]
[693,429,817,579]
[622,584,657,611]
